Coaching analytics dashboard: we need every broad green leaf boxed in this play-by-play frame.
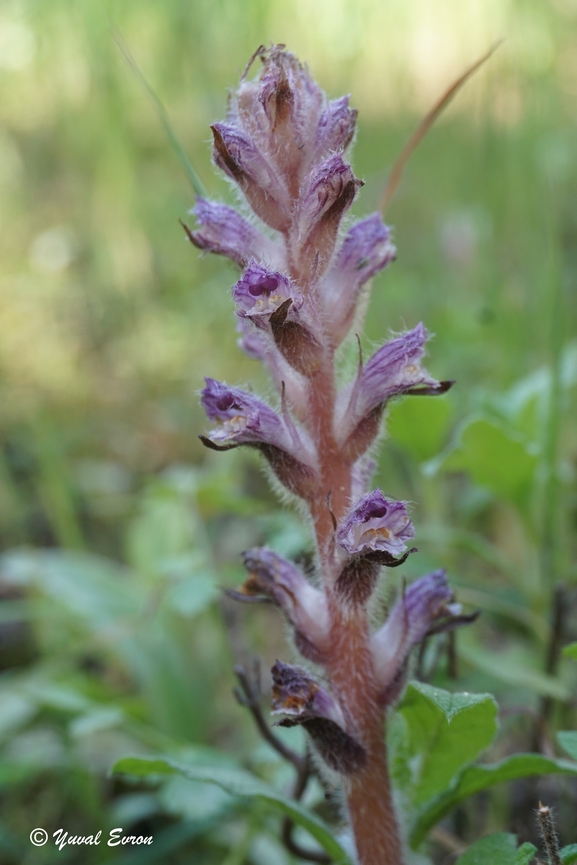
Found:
[557,731,577,761]
[425,417,538,506]
[410,753,577,847]
[563,642,577,660]
[561,844,577,865]
[455,833,536,865]
[515,842,539,865]
[113,756,350,863]
[394,681,498,807]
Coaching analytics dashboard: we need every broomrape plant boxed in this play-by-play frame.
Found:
[192,45,461,865]
[109,43,577,865]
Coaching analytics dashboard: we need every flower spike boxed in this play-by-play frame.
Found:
[193,45,465,865]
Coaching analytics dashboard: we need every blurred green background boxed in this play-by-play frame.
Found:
[0,0,576,862]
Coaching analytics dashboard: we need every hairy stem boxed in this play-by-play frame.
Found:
[308,361,405,865]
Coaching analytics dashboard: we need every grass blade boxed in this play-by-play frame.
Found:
[112,27,208,199]
[380,41,502,214]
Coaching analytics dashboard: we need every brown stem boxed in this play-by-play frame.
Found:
[306,360,406,865]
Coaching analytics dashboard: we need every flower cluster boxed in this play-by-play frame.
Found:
[192,45,464,861]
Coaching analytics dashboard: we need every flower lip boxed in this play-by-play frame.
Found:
[232,263,300,319]
[201,378,283,448]
[337,489,415,557]
[200,378,318,483]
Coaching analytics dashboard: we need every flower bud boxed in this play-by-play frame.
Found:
[292,154,363,279]
[237,548,329,662]
[187,198,284,268]
[371,570,453,703]
[211,123,291,232]
[320,213,396,345]
[235,46,324,195]
[315,95,358,159]
[271,660,366,774]
[336,323,453,461]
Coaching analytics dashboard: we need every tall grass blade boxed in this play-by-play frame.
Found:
[112,27,208,199]
[380,41,502,214]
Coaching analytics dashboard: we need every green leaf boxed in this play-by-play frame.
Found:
[516,842,539,865]
[563,642,577,660]
[394,681,498,808]
[557,731,577,761]
[561,843,577,865]
[424,416,538,506]
[455,833,537,865]
[113,756,351,863]
[410,753,577,847]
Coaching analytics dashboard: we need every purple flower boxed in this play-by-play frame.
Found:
[237,548,329,662]
[211,123,291,232]
[188,199,284,268]
[200,378,313,461]
[271,660,366,773]
[292,154,363,276]
[232,263,302,323]
[336,323,451,456]
[271,660,343,724]
[320,214,396,344]
[371,570,452,696]
[315,95,358,158]
[233,263,323,378]
[337,490,415,558]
